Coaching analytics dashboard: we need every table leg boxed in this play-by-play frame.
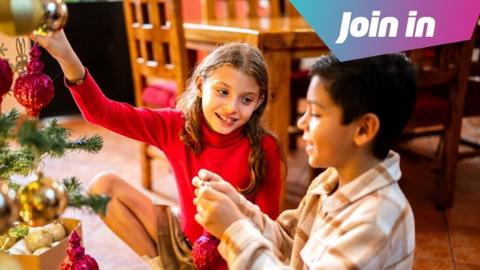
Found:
[263,50,292,156]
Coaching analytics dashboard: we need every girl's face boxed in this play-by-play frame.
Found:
[198,65,264,134]
[297,76,357,168]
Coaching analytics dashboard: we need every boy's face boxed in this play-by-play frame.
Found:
[198,65,264,134]
[297,76,357,169]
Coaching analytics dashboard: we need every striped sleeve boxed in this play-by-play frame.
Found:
[218,196,306,269]
[218,219,292,270]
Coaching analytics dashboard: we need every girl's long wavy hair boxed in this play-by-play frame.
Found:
[177,43,284,195]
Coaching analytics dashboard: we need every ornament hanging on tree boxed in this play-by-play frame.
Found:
[0,57,13,107]
[13,44,54,117]
[191,231,228,270]
[59,230,99,270]
[17,173,68,227]
[0,183,19,234]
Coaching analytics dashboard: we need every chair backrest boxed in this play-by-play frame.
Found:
[405,35,476,128]
[409,44,470,87]
[400,26,478,209]
[123,0,189,107]
[200,0,284,20]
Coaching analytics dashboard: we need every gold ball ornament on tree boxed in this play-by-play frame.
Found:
[18,174,68,227]
[0,0,68,36]
[0,183,19,233]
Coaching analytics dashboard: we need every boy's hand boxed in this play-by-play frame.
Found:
[193,181,245,239]
[193,169,242,207]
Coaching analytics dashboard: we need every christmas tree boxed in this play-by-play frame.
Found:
[0,109,111,220]
[0,19,103,266]
[0,109,102,179]
[0,38,110,229]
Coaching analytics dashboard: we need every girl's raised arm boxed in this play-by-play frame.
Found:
[30,30,85,84]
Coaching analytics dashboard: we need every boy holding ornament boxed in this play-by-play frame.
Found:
[193,54,417,270]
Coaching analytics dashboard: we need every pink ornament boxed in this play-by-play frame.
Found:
[13,45,54,117]
[67,244,85,261]
[69,230,82,244]
[0,58,13,106]
[191,231,228,270]
[59,230,99,270]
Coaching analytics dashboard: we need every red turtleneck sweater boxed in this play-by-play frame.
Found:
[66,70,282,243]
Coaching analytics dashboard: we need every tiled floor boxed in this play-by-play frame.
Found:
[41,116,480,269]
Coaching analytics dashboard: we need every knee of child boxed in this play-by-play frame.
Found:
[88,171,120,195]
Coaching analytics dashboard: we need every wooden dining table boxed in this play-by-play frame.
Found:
[183,16,328,153]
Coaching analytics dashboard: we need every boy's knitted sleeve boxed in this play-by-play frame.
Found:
[218,219,292,270]
[219,192,309,269]
[66,69,181,149]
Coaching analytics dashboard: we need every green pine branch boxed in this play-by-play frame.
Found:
[67,135,103,153]
[0,109,103,181]
[0,109,19,144]
[0,109,108,216]
[16,119,104,158]
[0,147,35,180]
[63,177,110,216]
[19,118,103,157]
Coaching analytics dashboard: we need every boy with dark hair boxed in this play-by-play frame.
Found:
[193,54,417,270]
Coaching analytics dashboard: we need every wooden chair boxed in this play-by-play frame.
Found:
[402,25,478,210]
[123,0,189,189]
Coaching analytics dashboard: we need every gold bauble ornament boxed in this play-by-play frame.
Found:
[25,229,53,252]
[0,0,68,36]
[0,183,19,233]
[44,222,66,241]
[18,174,68,227]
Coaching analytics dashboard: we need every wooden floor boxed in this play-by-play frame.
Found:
[41,116,480,270]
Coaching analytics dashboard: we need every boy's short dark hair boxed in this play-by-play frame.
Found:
[311,54,417,159]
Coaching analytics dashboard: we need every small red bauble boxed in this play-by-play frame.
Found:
[191,231,228,270]
[13,45,54,117]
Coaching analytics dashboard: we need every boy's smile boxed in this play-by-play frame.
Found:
[199,65,263,134]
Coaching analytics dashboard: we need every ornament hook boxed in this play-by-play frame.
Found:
[14,38,28,74]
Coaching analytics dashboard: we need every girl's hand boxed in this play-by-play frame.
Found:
[30,30,72,63]
[29,30,85,82]
[193,184,245,239]
[193,169,242,207]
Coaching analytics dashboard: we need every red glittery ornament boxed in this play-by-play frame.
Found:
[13,45,54,117]
[0,58,13,106]
[191,231,228,270]
[59,230,99,270]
